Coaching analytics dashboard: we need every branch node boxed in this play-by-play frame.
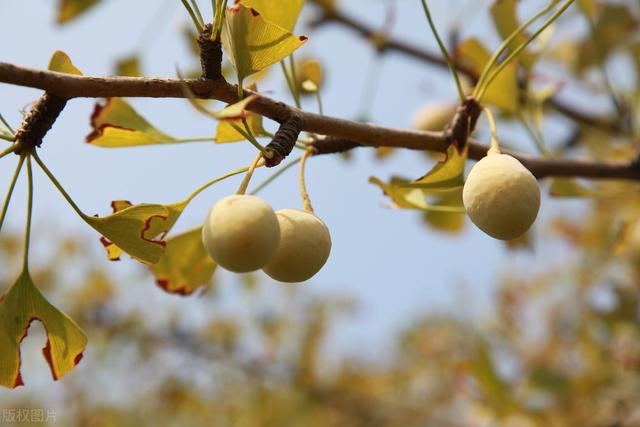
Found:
[14,92,67,154]
[445,96,483,150]
[264,114,303,167]
[197,24,223,80]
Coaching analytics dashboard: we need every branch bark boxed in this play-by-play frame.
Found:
[0,61,638,181]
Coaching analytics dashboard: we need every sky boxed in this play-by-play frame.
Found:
[0,0,590,393]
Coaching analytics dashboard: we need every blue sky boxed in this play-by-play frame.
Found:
[0,0,584,382]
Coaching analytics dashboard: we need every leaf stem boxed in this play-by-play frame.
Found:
[0,144,16,159]
[314,89,324,116]
[180,0,204,32]
[250,156,302,195]
[212,0,226,38]
[0,112,14,134]
[0,155,24,233]
[236,154,265,195]
[184,165,252,204]
[299,150,314,213]
[477,0,575,101]
[288,55,302,107]
[484,107,500,154]
[188,0,205,27]
[419,0,465,103]
[473,0,557,99]
[32,152,87,220]
[22,155,33,271]
[280,61,301,109]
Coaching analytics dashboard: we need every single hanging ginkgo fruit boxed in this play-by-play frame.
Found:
[262,209,331,283]
[462,152,540,240]
[202,195,281,273]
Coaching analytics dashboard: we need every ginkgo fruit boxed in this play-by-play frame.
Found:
[202,195,280,273]
[411,102,457,132]
[262,209,331,283]
[463,153,540,240]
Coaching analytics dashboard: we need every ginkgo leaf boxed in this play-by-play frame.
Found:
[48,50,83,75]
[406,144,468,190]
[549,178,597,198]
[114,55,142,77]
[457,37,519,113]
[84,203,170,264]
[100,199,190,262]
[238,0,304,32]
[86,98,178,147]
[57,0,101,24]
[221,4,308,81]
[216,113,266,143]
[0,272,87,388]
[490,0,537,69]
[369,177,465,213]
[422,188,466,233]
[150,228,217,296]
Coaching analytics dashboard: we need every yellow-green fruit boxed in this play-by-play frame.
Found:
[462,153,540,240]
[411,102,457,132]
[202,195,280,273]
[262,209,332,283]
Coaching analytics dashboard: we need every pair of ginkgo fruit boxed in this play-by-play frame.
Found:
[202,195,331,282]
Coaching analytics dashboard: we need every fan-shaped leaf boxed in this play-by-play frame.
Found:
[407,144,468,190]
[0,272,87,388]
[57,0,101,24]
[48,51,83,75]
[151,228,217,296]
[238,0,304,32]
[221,4,308,80]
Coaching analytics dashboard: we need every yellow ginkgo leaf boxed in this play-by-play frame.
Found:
[422,188,466,233]
[151,228,217,296]
[369,177,465,213]
[114,55,142,77]
[406,144,468,190]
[490,0,538,68]
[549,178,597,198]
[86,98,178,147]
[239,0,304,32]
[0,272,87,388]
[222,4,308,81]
[57,0,101,24]
[48,50,83,75]
[457,37,519,113]
[84,203,170,264]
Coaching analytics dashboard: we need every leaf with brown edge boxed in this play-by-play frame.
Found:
[83,203,170,264]
[48,50,83,75]
[238,0,304,32]
[57,0,101,24]
[222,4,308,81]
[405,144,468,190]
[100,200,189,263]
[0,272,87,388]
[150,228,217,296]
[215,84,267,143]
[86,98,179,148]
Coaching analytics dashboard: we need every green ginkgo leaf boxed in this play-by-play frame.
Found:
[150,228,217,296]
[239,0,304,32]
[0,272,87,388]
[48,50,83,75]
[406,144,467,190]
[86,98,179,147]
[221,4,308,81]
[84,203,170,264]
[457,37,519,113]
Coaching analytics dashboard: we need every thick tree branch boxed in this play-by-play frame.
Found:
[308,5,623,135]
[0,61,639,181]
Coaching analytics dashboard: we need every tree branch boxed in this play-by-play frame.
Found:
[0,61,638,181]
[308,4,623,135]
